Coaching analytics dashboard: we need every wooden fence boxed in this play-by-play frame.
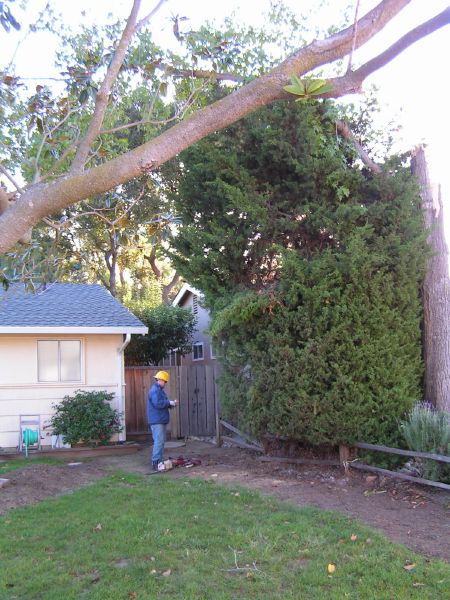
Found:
[340,441,450,491]
[124,364,220,440]
[178,364,219,437]
[124,366,178,440]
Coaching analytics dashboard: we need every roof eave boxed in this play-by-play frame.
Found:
[172,283,203,306]
[0,326,148,334]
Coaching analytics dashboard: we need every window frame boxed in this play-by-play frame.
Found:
[192,342,204,362]
[37,339,83,384]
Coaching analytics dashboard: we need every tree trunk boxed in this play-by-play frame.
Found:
[105,247,117,297]
[411,145,450,411]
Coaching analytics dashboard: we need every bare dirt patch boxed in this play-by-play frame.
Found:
[0,462,108,514]
[1,441,449,563]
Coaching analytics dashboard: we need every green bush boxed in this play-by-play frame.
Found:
[168,101,427,447]
[50,390,123,446]
[125,304,196,365]
[400,402,450,482]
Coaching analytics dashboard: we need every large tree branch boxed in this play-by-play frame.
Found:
[336,121,382,174]
[70,0,167,173]
[145,246,161,278]
[355,6,450,80]
[2,0,450,253]
[162,271,181,304]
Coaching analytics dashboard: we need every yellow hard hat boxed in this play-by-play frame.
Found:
[154,370,170,382]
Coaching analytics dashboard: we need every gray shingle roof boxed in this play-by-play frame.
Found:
[0,283,146,331]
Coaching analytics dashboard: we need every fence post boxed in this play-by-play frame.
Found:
[215,394,222,447]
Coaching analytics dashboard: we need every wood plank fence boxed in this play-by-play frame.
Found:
[124,364,220,440]
[124,366,178,440]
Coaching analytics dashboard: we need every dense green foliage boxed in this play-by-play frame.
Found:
[125,304,196,366]
[50,390,122,446]
[167,101,427,446]
[400,402,450,482]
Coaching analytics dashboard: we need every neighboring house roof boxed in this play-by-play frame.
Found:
[172,283,203,307]
[0,283,147,334]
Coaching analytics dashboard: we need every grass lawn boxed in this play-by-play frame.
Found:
[0,472,448,599]
[0,457,64,475]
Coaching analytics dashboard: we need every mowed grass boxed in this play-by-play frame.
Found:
[0,457,64,475]
[0,473,448,600]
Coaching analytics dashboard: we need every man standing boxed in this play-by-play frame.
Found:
[147,371,178,471]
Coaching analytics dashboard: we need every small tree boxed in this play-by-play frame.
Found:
[125,304,196,365]
[50,390,122,446]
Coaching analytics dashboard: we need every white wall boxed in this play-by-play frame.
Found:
[0,333,123,449]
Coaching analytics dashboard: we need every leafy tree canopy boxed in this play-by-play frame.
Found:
[0,0,447,259]
[167,100,427,446]
[125,303,196,365]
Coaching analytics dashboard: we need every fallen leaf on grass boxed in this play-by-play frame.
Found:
[245,572,253,579]
[350,534,357,542]
[162,569,172,577]
[403,563,416,571]
[128,593,137,598]
[92,523,102,532]
[413,583,425,587]
[327,563,336,574]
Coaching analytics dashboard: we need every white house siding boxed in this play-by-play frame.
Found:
[0,333,123,449]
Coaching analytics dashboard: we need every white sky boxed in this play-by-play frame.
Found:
[3,0,450,235]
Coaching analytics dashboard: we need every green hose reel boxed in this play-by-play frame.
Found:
[22,428,39,456]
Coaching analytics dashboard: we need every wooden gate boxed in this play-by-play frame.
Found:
[124,364,219,440]
[124,366,178,441]
[177,364,219,437]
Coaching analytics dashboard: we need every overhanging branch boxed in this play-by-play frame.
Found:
[1,0,450,253]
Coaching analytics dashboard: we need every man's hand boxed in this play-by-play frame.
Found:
[170,400,178,407]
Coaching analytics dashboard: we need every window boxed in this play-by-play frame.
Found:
[192,342,204,361]
[37,340,81,382]
[210,343,216,359]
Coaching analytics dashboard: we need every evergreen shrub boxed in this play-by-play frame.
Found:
[50,390,123,446]
[168,101,427,447]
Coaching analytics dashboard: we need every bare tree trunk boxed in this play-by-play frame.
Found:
[162,271,181,304]
[411,145,450,411]
[144,247,181,304]
[105,247,117,297]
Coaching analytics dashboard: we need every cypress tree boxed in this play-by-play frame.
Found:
[166,101,426,446]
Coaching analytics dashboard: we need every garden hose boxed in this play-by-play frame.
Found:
[22,429,39,456]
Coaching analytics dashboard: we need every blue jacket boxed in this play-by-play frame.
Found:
[147,382,171,425]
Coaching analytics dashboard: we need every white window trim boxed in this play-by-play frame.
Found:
[210,343,216,359]
[37,339,84,384]
[192,342,204,361]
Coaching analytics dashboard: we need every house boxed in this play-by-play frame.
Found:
[170,283,216,366]
[0,283,147,449]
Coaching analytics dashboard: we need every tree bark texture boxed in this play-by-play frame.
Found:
[411,145,450,412]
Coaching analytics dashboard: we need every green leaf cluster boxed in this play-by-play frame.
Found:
[125,304,196,366]
[167,100,427,447]
[50,390,122,446]
[284,74,333,100]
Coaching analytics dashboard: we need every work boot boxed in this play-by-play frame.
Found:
[152,461,159,471]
